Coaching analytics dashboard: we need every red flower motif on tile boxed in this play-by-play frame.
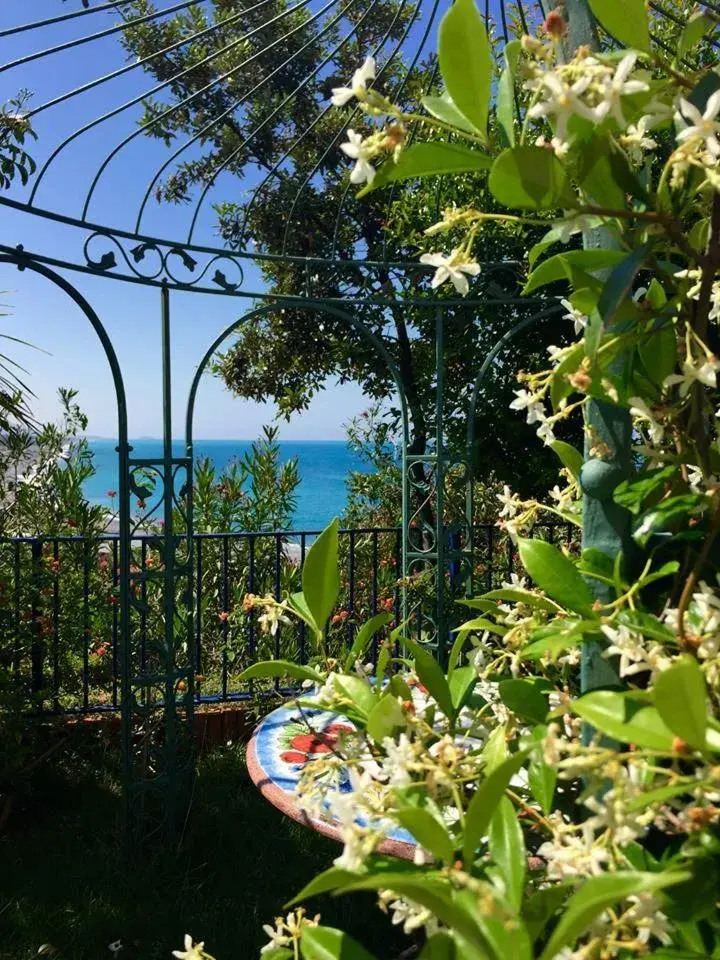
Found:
[280,723,354,766]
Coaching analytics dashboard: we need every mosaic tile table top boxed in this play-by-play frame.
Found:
[247,700,418,861]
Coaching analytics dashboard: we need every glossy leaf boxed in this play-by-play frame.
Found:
[463,749,530,866]
[302,518,340,633]
[550,440,583,481]
[523,249,626,295]
[497,39,521,146]
[300,926,379,960]
[498,678,548,725]
[449,665,477,712]
[517,538,594,616]
[587,0,650,52]
[598,244,651,327]
[395,805,456,864]
[419,932,458,960]
[489,146,570,210]
[438,0,493,139]
[455,616,508,636]
[472,588,561,613]
[613,465,678,516]
[343,612,392,670]
[482,723,508,774]
[654,656,707,750]
[678,11,716,58]
[539,871,689,960]
[331,674,376,718]
[358,142,492,197]
[421,93,479,136]
[366,693,406,743]
[571,690,675,751]
[405,638,455,719]
[489,797,525,909]
[239,660,324,684]
[528,754,556,815]
[522,884,572,944]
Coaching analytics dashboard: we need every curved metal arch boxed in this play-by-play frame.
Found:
[0,249,130,442]
[185,298,411,453]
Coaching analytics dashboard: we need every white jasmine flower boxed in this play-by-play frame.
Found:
[261,921,291,953]
[527,71,595,147]
[601,624,671,678]
[380,733,416,787]
[664,356,720,396]
[509,388,546,424]
[331,57,376,106]
[257,603,291,636]
[497,484,520,519]
[675,89,720,158]
[624,893,672,945]
[536,420,556,445]
[592,53,649,127]
[629,396,664,446]
[172,935,206,960]
[382,894,436,935]
[419,249,480,294]
[553,213,602,244]
[467,632,491,673]
[537,825,609,879]
[710,281,720,322]
[560,297,588,335]
[340,129,376,185]
[621,115,658,165]
[108,942,123,956]
[674,266,703,299]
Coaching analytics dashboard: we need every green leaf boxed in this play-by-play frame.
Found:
[290,591,321,634]
[338,874,491,957]
[520,632,584,662]
[300,926,379,960]
[654,656,707,750]
[550,440,583,481]
[395,805,456,864]
[473,588,561,613]
[344,612,392,671]
[366,693,406,744]
[571,690,675,751]
[455,616,508,636]
[613,465,678,516]
[497,39,522,147]
[639,322,677,389]
[438,0,493,139]
[489,146,571,210]
[358,141,492,197]
[522,884,571,944]
[463,749,530,866]
[517,538,595,616]
[482,723,508,774]
[498,679,548,725]
[302,519,340,632]
[419,932,458,960]
[422,93,479,136]
[238,660,324,684]
[539,871,688,960]
[405,638,455,719]
[587,0,650,52]
[633,494,708,546]
[528,226,563,270]
[262,950,293,960]
[523,250,627,295]
[331,674,376,718]
[528,754,556,815]
[489,797,525,910]
[449,665,477,712]
[598,244,651,327]
[550,342,584,410]
[287,867,362,906]
[678,10,717,58]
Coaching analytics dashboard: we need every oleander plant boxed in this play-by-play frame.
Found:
[172,0,720,958]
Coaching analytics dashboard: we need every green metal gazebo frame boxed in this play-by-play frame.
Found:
[0,0,666,841]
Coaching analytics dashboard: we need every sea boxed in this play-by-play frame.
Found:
[84,439,368,530]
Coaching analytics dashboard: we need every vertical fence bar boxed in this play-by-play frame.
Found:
[30,540,43,697]
[222,536,229,700]
[52,539,60,713]
[12,540,20,685]
[82,538,90,713]
[111,538,119,709]
[394,528,402,655]
[371,530,379,663]
[195,536,203,698]
[506,533,514,583]
[274,535,282,674]
[298,533,306,664]
[140,538,148,677]
[247,534,255,665]
[485,525,493,593]
[347,529,355,649]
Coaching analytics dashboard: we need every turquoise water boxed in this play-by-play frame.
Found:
[84,439,368,530]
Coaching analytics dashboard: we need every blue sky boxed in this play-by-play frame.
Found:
[0,0,370,440]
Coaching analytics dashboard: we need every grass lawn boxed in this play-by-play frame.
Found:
[0,729,408,960]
